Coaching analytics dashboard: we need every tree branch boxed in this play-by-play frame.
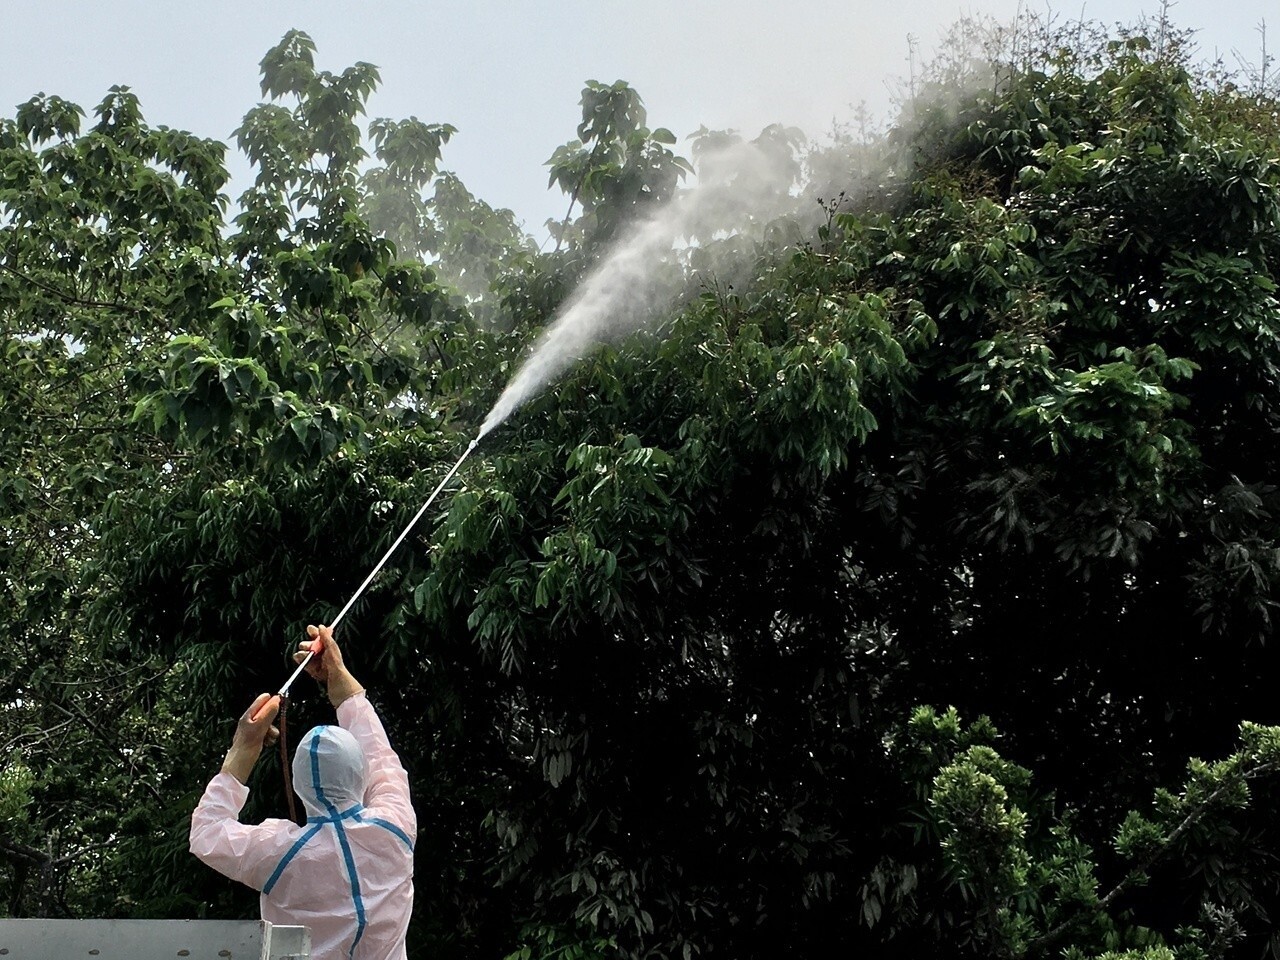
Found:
[1032,756,1280,948]
[0,261,150,315]
[0,836,47,865]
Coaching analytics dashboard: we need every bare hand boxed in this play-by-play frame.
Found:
[294,624,364,707]
[234,693,280,749]
[222,693,281,783]
[294,624,345,681]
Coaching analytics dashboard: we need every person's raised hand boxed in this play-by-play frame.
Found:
[222,693,281,783]
[236,693,280,746]
[295,624,363,706]
[294,624,343,681]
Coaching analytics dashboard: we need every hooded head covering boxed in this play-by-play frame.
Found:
[291,724,368,819]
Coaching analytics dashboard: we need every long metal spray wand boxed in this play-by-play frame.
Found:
[254,436,480,717]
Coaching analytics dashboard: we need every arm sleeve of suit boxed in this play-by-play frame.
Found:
[189,772,294,891]
[337,691,417,838]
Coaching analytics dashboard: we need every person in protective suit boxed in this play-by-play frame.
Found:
[190,625,415,960]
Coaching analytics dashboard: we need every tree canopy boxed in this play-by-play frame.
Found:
[2,13,1279,960]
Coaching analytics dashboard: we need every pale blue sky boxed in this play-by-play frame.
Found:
[2,1,1274,236]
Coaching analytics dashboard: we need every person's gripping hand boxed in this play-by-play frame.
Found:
[221,693,281,783]
[294,624,364,707]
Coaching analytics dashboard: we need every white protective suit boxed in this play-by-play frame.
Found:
[190,692,416,960]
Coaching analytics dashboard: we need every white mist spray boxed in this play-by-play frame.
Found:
[478,136,807,439]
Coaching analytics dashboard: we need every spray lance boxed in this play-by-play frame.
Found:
[253,435,481,714]
[248,435,481,820]
[243,316,548,822]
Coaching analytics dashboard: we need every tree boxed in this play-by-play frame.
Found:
[0,84,231,916]
[545,79,693,251]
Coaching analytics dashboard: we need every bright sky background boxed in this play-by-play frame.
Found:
[2,1,1274,240]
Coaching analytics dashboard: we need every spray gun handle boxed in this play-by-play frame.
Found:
[249,694,281,724]
[296,634,324,679]
[256,635,326,714]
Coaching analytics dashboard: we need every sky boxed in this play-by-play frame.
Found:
[1,1,1275,239]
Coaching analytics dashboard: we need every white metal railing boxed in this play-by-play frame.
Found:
[0,919,310,959]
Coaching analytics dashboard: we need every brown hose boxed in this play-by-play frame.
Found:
[277,693,300,824]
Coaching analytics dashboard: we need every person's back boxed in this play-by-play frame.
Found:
[190,626,415,960]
